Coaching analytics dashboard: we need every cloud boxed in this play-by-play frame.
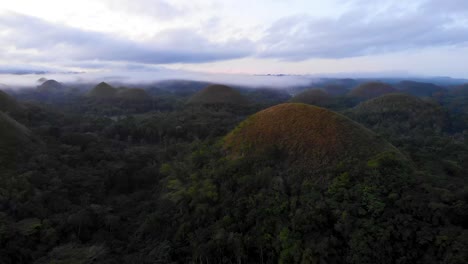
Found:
[102,0,183,20]
[0,12,254,65]
[258,0,468,60]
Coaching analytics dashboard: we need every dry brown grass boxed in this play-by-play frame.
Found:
[224,103,398,170]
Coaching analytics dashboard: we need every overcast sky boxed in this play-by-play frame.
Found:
[1,0,468,79]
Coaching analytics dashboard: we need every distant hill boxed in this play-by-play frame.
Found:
[349,93,448,133]
[322,84,349,96]
[37,79,64,93]
[224,103,400,173]
[243,88,291,105]
[348,82,397,100]
[319,78,358,90]
[289,89,331,106]
[37,77,48,84]
[396,81,445,97]
[188,84,248,106]
[88,82,117,99]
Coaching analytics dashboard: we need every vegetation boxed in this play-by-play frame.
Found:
[0,112,35,168]
[116,88,150,101]
[396,81,445,97]
[0,90,23,114]
[188,84,248,106]
[348,82,397,100]
[348,93,448,134]
[0,80,467,263]
[224,103,399,172]
[87,82,118,99]
[289,89,331,107]
[37,80,64,94]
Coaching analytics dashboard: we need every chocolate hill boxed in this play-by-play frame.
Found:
[289,89,331,106]
[224,103,400,172]
[188,84,248,105]
[349,93,448,133]
[88,82,117,99]
[37,80,64,93]
[348,82,397,100]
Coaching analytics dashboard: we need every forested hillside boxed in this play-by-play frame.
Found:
[0,80,467,264]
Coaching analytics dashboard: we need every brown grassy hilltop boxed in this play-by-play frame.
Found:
[224,103,400,171]
[88,82,117,99]
[349,82,397,100]
[289,89,331,106]
[188,84,248,105]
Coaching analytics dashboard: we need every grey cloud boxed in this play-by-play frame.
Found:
[259,0,468,60]
[0,12,254,65]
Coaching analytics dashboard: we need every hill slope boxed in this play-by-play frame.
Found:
[396,81,445,97]
[116,88,150,101]
[289,89,331,106]
[188,84,248,105]
[88,82,117,99]
[349,82,397,99]
[0,112,34,167]
[0,90,23,114]
[37,79,64,93]
[224,103,400,172]
[349,93,448,133]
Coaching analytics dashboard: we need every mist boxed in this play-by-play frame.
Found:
[0,68,317,89]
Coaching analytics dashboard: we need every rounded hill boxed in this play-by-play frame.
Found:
[348,82,397,99]
[37,79,64,93]
[396,81,445,97]
[188,84,248,105]
[349,93,448,133]
[88,82,117,99]
[224,103,400,171]
[289,89,330,106]
[0,112,34,167]
[322,84,349,96]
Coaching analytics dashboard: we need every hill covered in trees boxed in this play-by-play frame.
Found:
[188,84,248,106]
[349,93,448,134]
[87,82,118,99]
[348,82,397,100]
[0,112,35,168]
[0,78,467,264]
[289,89,331,106]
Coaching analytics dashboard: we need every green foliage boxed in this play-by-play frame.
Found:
[0,83,466,264]
[187,84,248,106]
